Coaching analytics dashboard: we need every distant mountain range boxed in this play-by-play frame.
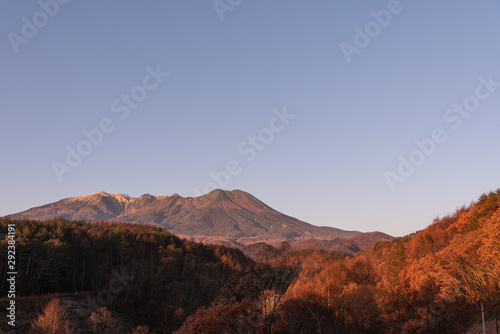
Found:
[8,189,392,251]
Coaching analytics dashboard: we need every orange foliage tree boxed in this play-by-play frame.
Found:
[31,298,68,334]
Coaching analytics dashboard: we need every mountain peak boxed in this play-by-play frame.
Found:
[135,193,157,205]
[205,189,231,201]
[94,191,111,196]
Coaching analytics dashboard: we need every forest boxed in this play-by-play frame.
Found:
[1,189,500,333]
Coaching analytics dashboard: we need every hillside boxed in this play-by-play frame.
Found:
[261,189,500,333]
[289,231,394,254]
[0,218,257,332]
[9,189,372,245]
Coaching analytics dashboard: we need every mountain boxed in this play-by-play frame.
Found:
[286,232,394,254]
[291,238,360,254]
[346,231,394,249]
[8,189,390,246]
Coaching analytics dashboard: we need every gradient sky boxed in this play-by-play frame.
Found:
[1,1,500,236]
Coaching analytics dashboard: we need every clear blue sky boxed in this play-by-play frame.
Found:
[1,1,499,236]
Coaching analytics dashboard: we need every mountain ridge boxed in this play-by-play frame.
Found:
[8,189,391,247]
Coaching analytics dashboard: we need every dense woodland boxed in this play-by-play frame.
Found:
[1,189,500,333]
[0,218,259,332]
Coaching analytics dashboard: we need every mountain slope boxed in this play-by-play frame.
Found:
[260,188,500,333]
[9,189,371,245]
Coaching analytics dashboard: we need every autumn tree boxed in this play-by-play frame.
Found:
[90,307,117,334]
[31,298,68,334]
